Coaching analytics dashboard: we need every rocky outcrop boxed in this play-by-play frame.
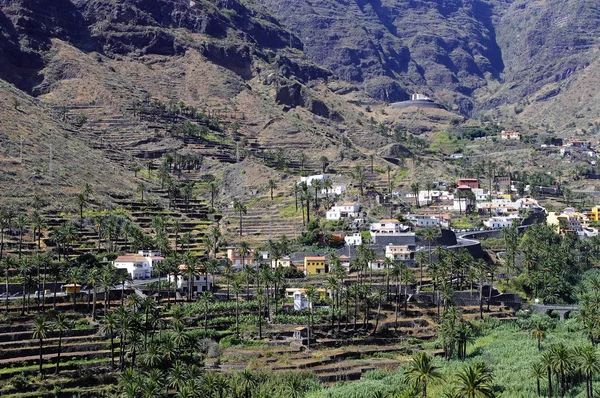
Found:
[275,81,342,121]
[0,0,317,92]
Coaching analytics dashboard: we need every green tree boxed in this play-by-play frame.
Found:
[529,362,545,397]
[209,181,219,210]
[137,182,146,203]
[454,362,495,398]
[320,155,329,173]
[100,311,118,368]
[405,351,443,398]
[231,280,243,338]
[410,182,420,207]
[233,199,247,237]
[267,179,277,200]
[52,312,71,374]
[550,343,572,397]
[352,165,366,196]
[305,286,319,349]
[32,315,50,376]
[76,192,87,221]
[530,321,547,351]
[578,345,600,398]
[199,291,213,335]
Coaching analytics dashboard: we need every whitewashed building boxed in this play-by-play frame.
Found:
[370,220,410,234]
[300,174,328,186]
[406,214,440,227]
[114,250,164,279]
[326,203,360,220]
[344,233,362,246]
[484,215,520,229]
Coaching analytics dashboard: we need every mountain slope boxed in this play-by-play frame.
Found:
[256,0,512,113]
[256,0,600,128]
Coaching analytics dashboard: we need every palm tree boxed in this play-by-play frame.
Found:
[386,164,393,194]
[52,312,70,374]
[100,312,118,368]
[31,210,46,250]
[233,199,247,237]
[199,291,213,335]
[267,179,276,200]
[76,192,87,222]
[240,368,257,398]
[1,256,16,312]
[242,263,253,301]
[137,182,146,203]
[425,181,435,206]
[352,165,366,196]
[209,181,219,210]
[372,288,386,332]
[15,214,27,259]
[256,287,265,339]
[578,345,600,398]
[231,280,243,338]
[292,183,300,211]
[0,208,12,263]
[19,258,32,315]
[32,315,50,376]
[541,351,554,398]
[305,286,319,349]
[86,268,100,321]
[416,251,426,291]
[454,362,495,398]
[410,182,420,207]
[299,152,308,174]
[550,343,572,397]
[319,155,329,173]
[531,321,546,351]
[405,351,443,398]
[312,179,323,209]
[222,260,233,300]
[529,362,545,397]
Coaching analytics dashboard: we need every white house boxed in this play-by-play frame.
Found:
[300,174,328,186]
[370,219,410,234]
[411,93,431,101]
[344,233,362,246]
[169,264,212,294]
[484,215,520,229]
[477,199,519,215]
[114,250,164,279]
[406,190,446,206]
[321,184,347,196]
[406,214,440,227]
[326,202,361,220]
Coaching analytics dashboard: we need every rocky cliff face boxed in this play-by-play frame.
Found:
[256,0,600,122]
[256,0,512,113]
[0,0,327,94]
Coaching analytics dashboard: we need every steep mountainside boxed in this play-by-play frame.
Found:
[256,0,512,113]
[257,0,600,127]
[0,0,424,212]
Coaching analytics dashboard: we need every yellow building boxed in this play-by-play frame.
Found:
[547,208,588,234]
[303,256,327,275]
[62,284,82,294]
[588,206,600,222]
